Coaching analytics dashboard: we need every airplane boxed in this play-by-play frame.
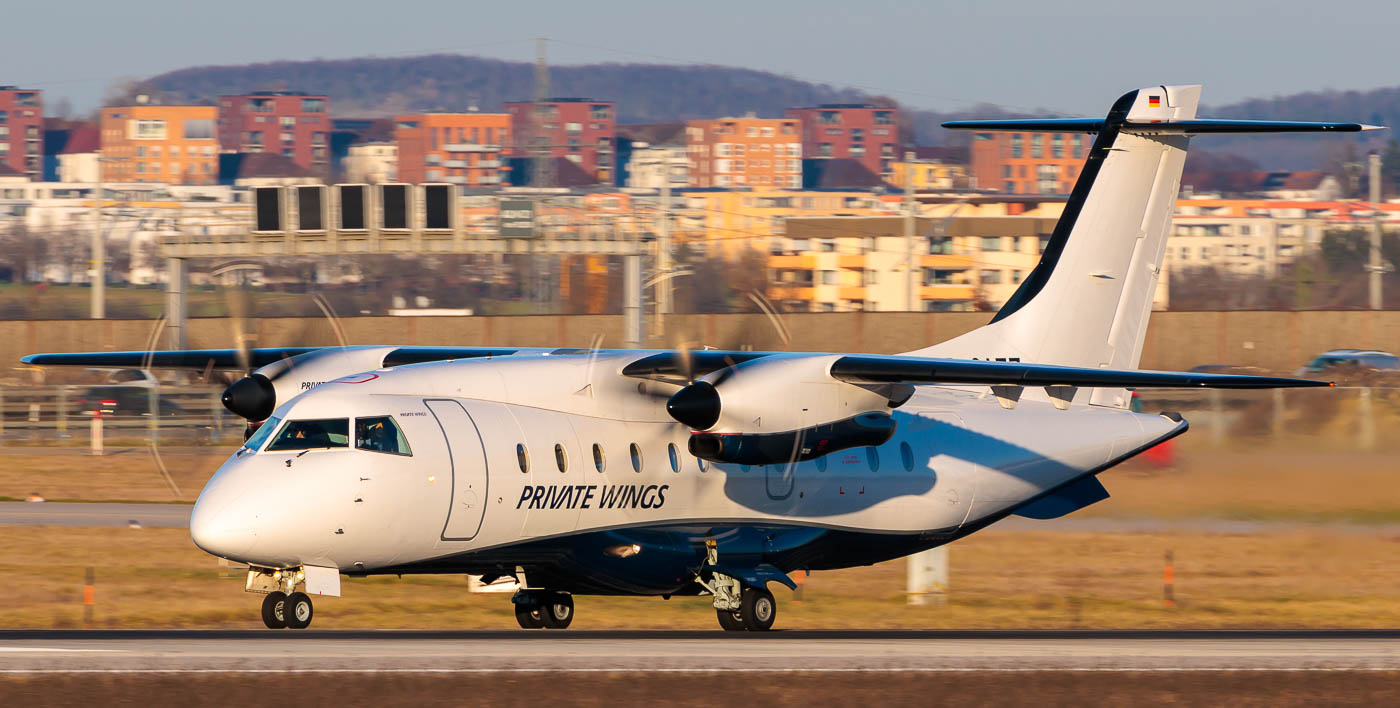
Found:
[22,85,1377,632]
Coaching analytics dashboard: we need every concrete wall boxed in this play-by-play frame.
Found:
[4,311,1398,377]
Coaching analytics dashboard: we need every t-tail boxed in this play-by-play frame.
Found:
[907,84,1382,408]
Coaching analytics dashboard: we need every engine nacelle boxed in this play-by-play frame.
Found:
[666,354,904,434]
[688,411,896,465]
[222,346,397,420]
[665,354,911,464]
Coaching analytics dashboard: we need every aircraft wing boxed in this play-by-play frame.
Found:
[829,354,1330,389]
[21,346,525,370]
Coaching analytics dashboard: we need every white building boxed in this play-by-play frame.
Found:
[625,143,688,191]
[344,143,397,184]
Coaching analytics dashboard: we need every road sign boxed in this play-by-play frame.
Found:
[499,199,536,238]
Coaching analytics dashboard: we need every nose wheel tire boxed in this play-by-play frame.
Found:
[284,592,314,629]
[740,587,776,632]
[541,593,574,629]
[716,609,746,631]
[515,603,546,629]
[261,591,287,629]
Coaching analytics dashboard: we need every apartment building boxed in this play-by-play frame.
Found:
[343,143,397,184]
[686,117,802,188]
[889,154,970,191]
[785,104,899,178]
[394,113,510,186]
[0,87,43,179]
[969,131,1091,194]
[218,91,330,172]
[1166,199,1343,278]
[99,104,219,184]
[505,98,615,184]
[771,215,1049,312]
[675,188,899,261]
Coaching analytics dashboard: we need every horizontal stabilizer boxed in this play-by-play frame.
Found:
[831,354,1330,389]
[943,118,1382,134]
[1012,477,1110,519]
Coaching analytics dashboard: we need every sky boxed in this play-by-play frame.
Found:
[8,0,1400,117]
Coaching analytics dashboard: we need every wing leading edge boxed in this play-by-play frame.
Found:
[830,354,1330,389]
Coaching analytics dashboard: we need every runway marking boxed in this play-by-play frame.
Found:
[1,667,1396,675]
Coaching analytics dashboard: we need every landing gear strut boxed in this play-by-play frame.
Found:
[697,540,779,632]
[513,590,574,630]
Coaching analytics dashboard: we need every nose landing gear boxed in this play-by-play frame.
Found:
[248,566,317,629]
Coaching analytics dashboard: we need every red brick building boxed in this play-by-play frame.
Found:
[0,87,43,179]
[395,113,511,186]
[785,104,899,179]
[969,131,1090,195]
[506,98,615,184]
[218,91,330,173]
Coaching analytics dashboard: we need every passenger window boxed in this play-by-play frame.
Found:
[866,446,880,472]
[517,444,529,473]
[593,443,606,473]
[815,455,827,473]
[244,415,281,451]
[668,443,680,473]
[555,444,568,473]
[900,441,915,472]
[267,418,350,451]
[354,416,412,456]
[630,443,643,473]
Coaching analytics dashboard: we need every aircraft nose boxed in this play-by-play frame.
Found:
[189,494,257,560]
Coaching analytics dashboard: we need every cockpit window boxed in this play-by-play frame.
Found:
[266,418,350,451]
[355,416,412,456]
[243,416,281,452]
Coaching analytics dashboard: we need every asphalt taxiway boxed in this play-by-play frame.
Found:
[0,630,1396,673]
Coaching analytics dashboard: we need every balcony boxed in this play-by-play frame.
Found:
[444,160,468,168]
[444,176,468,184]
[920,284,976,300]
[444,143,502,153]
[769,286,815,301]
[478,160,501,168]
[769,254,817,269]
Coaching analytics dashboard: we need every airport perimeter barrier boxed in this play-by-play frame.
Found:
[0,385,239,446]
[0,384,1392,451]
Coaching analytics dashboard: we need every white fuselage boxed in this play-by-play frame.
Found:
[190,351,1180,583]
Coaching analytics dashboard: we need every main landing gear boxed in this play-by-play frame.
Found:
[697,540,778,632]
[713,586,776,632]
[513,590,574,629]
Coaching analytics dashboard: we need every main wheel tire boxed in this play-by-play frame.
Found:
[515,602,545,629]
[740,587,776,632]
[541,593,574,629]
[284,591,314,629]
[716,608,746,631]
[261,591,287,629]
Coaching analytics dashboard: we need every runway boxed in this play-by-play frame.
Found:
[0,630,1396,672]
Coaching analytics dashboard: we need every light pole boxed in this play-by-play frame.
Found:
[92,154,128,319]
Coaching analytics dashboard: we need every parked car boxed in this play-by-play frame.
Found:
[1187,364,1267,376]
[1296,349,1400,376]
[74,385,185,417]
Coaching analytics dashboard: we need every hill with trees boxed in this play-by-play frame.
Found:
[135,55,1398,168]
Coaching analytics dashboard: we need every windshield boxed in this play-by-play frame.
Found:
[243,416,282,451]
[266,418,350,451]
[355,416,412,456]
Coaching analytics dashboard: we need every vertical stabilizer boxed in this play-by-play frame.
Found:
[908,85,1198,407]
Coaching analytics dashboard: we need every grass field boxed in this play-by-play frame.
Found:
[1,525,1396,630]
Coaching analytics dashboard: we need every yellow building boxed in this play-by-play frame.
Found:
[673,187,903,259]
[889,159,969,191]
[99,104,220,185]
